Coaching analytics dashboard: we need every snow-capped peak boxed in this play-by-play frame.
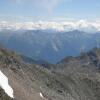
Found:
[0,20,100,33]
[0,70,14,98]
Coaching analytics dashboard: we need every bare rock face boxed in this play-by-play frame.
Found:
[0,47,100,100]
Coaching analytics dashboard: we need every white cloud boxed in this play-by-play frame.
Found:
[0,20,100,32]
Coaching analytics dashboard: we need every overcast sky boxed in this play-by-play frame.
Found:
[0,0,100,22]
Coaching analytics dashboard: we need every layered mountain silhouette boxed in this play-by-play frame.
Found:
[0,30,100,63]
[0,46,100,100]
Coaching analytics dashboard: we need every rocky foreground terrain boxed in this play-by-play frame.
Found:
[0,87,13,100]
[0,88,13,100]
[0,47,100,100]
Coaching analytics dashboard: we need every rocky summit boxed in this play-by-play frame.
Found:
[0,47,100,100]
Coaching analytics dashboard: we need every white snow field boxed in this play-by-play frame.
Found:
[0,70,14,98]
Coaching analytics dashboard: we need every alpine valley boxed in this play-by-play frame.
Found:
[0,20,100,100]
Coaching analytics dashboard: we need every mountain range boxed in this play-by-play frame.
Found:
[0,29,100,63]
[1,21,100,100]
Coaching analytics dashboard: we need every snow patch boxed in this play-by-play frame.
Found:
[40,92,44,98]
[0,70,14,98]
